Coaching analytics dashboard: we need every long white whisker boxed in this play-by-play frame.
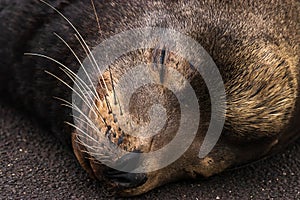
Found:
[60,102,99,129]
[58,67,95,109]
[76,138,100,152]
[24,53,99,117]
[71,113,113,154]
[65,121,102,146]
[80,150,114,163]
[70,122,120,160]
[72,114,102,135]
[39,0,110,95]
[45,70,99,117]
[58,101,109,149]
[59,67,104,119]
[53,32,101,103]
[60,102,107,148]
[73,34,110,95]
[54,96,105,125]
[73,34,105,91]
[74,34,113,114]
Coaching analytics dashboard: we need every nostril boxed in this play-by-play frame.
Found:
[105,169,148,189]
[104,151,147,189]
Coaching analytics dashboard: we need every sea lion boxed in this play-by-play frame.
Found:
[0,0,299,197]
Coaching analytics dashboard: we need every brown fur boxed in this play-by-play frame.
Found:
[0,0,299,196]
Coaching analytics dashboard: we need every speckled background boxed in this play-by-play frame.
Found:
[1,103,299,200]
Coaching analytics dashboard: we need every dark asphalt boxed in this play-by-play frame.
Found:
[1,103,299,200]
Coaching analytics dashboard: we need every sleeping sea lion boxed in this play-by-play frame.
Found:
[0,0,299,196]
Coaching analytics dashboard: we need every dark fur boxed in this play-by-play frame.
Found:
[0,0,299,196]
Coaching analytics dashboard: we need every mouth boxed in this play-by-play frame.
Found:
[71,125,149,195]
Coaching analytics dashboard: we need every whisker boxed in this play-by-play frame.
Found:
[90,0,102,36]
[54,96,106,127]
[59,67,105,119]
[24,53,98,117]
[83,153,113,164]
[74,33,113,115]
[59,66,96,109]
[45,70,99,117]
[72,114,103,136]
[72,33,110,96]
[39,0,110,100]
[53,32,101,103]
[27,52,96,112]
[60,102,98,128]
[86,150,120,161]
[73,34,105,90]
[48,71,90,107]
[70,35,111,109]
[74,131,119,161]
[53,100,105,147]
[76,140,100,152]
[76,132,120,161]
[36,0,123,163]
[74,130,106,152]
[65,121,101,146]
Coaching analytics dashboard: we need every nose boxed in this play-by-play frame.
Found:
[104,151,148,189]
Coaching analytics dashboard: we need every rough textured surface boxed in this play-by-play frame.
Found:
[0,102,299,200]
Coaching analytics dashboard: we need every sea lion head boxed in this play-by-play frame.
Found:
[70,45,227,196]
[34,0,299,197]
[70,33,299,197]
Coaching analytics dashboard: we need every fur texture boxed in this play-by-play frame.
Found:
[0,0,299,196]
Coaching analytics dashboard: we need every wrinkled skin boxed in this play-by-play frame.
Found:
[0,0,299,196]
